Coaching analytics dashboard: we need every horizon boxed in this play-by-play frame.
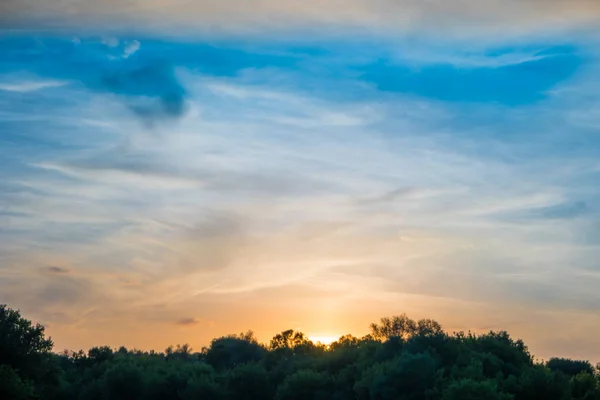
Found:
[13,306,594,364]
[2,1,600,363]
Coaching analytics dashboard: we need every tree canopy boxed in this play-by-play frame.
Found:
[1,304,599,400]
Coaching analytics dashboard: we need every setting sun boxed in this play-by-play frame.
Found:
[308,335,340,346]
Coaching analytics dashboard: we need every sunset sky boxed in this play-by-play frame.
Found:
[1,1,600,361]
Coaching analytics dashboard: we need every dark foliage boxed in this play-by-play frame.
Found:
[547,358,596,377]
[1,304,599,400]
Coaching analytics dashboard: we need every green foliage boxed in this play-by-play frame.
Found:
[225,363,273,400]
[203,332,266,370]
[181,374,225,400]
[0,304,57,398]
[0,305,54,376]
[512,364,571,400]
[275,369,331,400]
[442,378,513,400]
[355,352,440,400]
[570,372,600,400]
[102,362,145,400]
[547,358,596,377]
[2,304,600,400]
[165,343,194,362]
[0,365,36,400]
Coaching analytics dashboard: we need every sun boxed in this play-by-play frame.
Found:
[308,335,340,346]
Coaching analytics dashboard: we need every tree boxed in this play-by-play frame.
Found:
[2,304,600,400]
[0,365,35,400]
[270,330,311,350]
[570,372,600,400]
[101,362,145,400]
[416,319,444,337]
[369,314,418,340]
[0,305,54,374]
[204,333,266,370]
[0,304,56,397]
[470,331,532,377]
[275,369,331,400]
[547,358,595,377]
[165,343,193,361]
[182,374,225,400]
[442,378,513,400]
[226,363,274,400]
[87,346,114,364]
[354,352,440,400]
[513,364,571,400]
[330,334,360,350]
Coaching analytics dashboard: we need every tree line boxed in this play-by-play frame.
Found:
[1,304,599,399]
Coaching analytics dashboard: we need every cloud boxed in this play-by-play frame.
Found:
[1,33,600,359]
[123,40,141,58]
[503,201,591,221]
[1,37,187,123]
[2,0,599,39]
[536,201,589,220]
[357,46,582,105]
[1,267,106,322]
[36,277,92,306]
[0,80,68,92]
[46,266,70,274]
[175,317,199,326]
[358,186,455,206]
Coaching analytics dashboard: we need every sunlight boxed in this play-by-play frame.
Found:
[308,335,340,345]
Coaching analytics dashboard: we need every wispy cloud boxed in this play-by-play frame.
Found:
[0,79,67,92]
[175,317,200,327]
[1,34,600,359]
[45,266,70,274]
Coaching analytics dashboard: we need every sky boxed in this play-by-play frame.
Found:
[1,0,600,361]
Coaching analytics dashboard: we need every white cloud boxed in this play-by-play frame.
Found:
[123,40,140,58]
[0,79,67,92]
[2,56,600,358]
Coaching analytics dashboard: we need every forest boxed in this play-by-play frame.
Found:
[1,304,599,400]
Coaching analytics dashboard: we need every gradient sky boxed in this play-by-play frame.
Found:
[1,0,600,361]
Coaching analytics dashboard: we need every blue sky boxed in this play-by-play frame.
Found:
[1,1,600,360]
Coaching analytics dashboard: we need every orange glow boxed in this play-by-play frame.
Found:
[308,334,340,345]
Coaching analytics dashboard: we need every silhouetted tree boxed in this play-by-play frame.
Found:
[370,314,417,340]
[226,363,274,400]
[3,305,599,400]
[204,332,266,370]
[276,369,331,400]
[165,343,193,361]
[0,364,35,400]
[513,364,571,400]
[355,352,440,400]
[547,358,595,377]
[0,304,57,398]
[270,330,311,350]
[442,378,512,400]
